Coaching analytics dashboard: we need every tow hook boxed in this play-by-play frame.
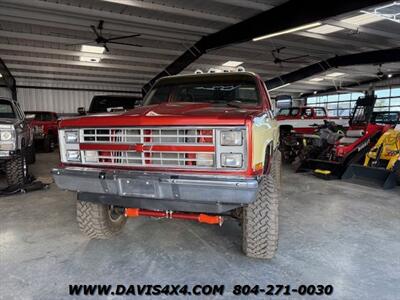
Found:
[124,208,224,226]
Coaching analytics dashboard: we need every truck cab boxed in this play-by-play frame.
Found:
[25,111,59,152]
[0,97,35,186]
[78,95,142,115]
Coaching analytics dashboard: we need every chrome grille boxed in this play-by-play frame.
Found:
[80,127,216,168]
[81,128,214,145]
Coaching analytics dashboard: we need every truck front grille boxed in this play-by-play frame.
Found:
[79,127,215,168]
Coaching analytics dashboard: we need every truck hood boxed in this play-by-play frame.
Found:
[59,102,262,128]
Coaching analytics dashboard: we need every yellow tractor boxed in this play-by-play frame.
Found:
[342,125,400,189]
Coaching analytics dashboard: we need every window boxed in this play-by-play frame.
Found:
[307,86,400,117]
[25,112,53,121]
[89,96,138,113]
[307,97,317,104]
[392,88,400,97]
[302,108,313,118]
[0,100,16,118]
[314,108,326,117]
[278,108,290,116]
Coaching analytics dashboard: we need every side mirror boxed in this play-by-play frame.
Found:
[77,107,86,115]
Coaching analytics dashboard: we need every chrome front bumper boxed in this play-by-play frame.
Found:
[52,167,259,212]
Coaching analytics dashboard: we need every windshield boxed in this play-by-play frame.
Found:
[0,100,16,118]
[25,112,54,121]
[278,108,299,116]
[89,97,137,113]
[144,80,260,106]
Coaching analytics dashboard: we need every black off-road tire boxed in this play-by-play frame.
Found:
[76,200,127,239]
[242,150,281,259]
[43,135,54,153]
[5,153,27,186]
[26,145,36,164]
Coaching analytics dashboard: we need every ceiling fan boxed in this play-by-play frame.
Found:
[272,47,310,65]
[68,20,143,52]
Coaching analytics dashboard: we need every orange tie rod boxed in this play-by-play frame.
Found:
[125,208,223,226]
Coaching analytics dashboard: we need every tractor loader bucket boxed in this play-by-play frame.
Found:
[342,164,398,189]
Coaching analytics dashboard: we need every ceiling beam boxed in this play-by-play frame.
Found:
[265,48,400,89]
[142,0,389,93]
[100,0,239,23]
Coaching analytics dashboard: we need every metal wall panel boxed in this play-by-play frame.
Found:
[16,80,139,113]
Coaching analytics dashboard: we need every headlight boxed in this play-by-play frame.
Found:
[65,130,79,143]
[221,153,242,168]
[220,131,242,146]
[66,150,80,161]
[0,130,13,141]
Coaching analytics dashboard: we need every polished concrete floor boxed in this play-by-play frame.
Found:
[0,152,399,299]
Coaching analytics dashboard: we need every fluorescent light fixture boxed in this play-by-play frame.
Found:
[341,13,384,25]
[361,2,400,24]
[309,77,324,82]
[326,72,346,77]
[253,22,321,41]
[222,61,243,67]
[307,24,344,34]
[79,56,101,63]
[81,45,105,54]
[269,83,290,91]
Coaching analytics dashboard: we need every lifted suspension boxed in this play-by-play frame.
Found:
[124,208,224,226]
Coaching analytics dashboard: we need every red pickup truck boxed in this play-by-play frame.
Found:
[25,111,58,152]
[277,106,348,134]
[52,72,281,259]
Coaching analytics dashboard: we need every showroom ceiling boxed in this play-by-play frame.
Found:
[0,0,399,97]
